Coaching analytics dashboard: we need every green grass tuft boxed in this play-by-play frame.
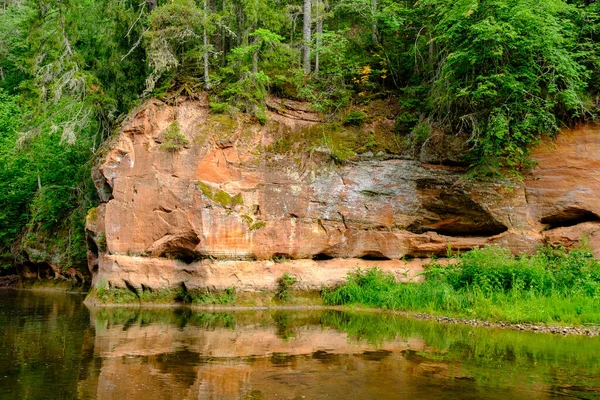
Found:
[322,246,600,326]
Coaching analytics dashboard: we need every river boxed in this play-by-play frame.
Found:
[0,290,599,399]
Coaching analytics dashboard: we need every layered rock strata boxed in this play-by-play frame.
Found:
[86,95,600,292]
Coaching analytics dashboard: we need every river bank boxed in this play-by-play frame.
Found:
[0,275,88,293]
[323,246,600,327]
[4,280,598,336]
[81,289,600,337]
[393,310,600,337]
[11,244,600,337]
[0,275,17,288]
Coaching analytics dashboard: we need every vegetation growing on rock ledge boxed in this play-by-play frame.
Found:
[323,245,600,326]
[160,121,189,151]
[93,283,238,305]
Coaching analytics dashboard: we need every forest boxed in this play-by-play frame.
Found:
[0,0,599,271]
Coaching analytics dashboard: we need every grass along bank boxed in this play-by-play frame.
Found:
[87,278,324,308]
[323,246,600,326]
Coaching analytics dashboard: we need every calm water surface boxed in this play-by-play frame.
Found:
[0,290,599,399]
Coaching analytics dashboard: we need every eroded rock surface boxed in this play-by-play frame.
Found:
[86,95,600,291]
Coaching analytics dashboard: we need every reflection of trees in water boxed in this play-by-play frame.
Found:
[0,290,90,399]
[92,307,239,331]
[321,309,600,394]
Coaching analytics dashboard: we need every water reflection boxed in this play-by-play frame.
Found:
[1,291,600,399]
[0,290,90,399]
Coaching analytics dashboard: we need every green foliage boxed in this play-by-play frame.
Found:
[160,121,189,151]
[177,287,237,305]
[343,111,367,126]
[298,30,359,110]
[420,0,589,174]
[276,273,297,302]
[209,102,229,114]
[219,71,271,122]
[0,90,26,246]
[144,0,211,93]
[428,245,600,297]
[0,89,97,270]
[323,246,600,325]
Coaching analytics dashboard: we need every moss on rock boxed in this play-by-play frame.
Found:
[196,181,243,208]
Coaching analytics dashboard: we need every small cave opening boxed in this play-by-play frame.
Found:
[541,208,600,230]
[153,233,201,264]
[19,262,56,280]
[406,222,508,237]
[409,189,509,237]
[439,160,469,168]
[312,253,334,261]
[86,234,99,255]
[164,250,200,265]
[358,252,391,261]
[433,224,508,237]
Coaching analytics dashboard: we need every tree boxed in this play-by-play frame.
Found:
[314,0,325,74]
[302,0,311,74]
[421,0,588,173]
[203,0,211,89]
[144,0,210,94]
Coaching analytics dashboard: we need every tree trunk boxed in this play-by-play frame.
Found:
[315,0,322,75]
[302,0,311,74]
[252,37,259,74]
[203,0,210,89]
[371,0,377,44]
[221,0,227,66]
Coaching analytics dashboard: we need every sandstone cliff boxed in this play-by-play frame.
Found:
[86,94,600,293]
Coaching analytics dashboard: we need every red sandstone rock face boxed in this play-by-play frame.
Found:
[86,96,600,290]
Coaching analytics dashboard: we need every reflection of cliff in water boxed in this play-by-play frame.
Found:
[1,291,599,400]
[80,309,456,399]
[77,308,600,400]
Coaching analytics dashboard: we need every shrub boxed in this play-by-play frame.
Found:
[160,121,189,152]
[343,111,367,126]
[276,273,297,302]
[209,102,229,114]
